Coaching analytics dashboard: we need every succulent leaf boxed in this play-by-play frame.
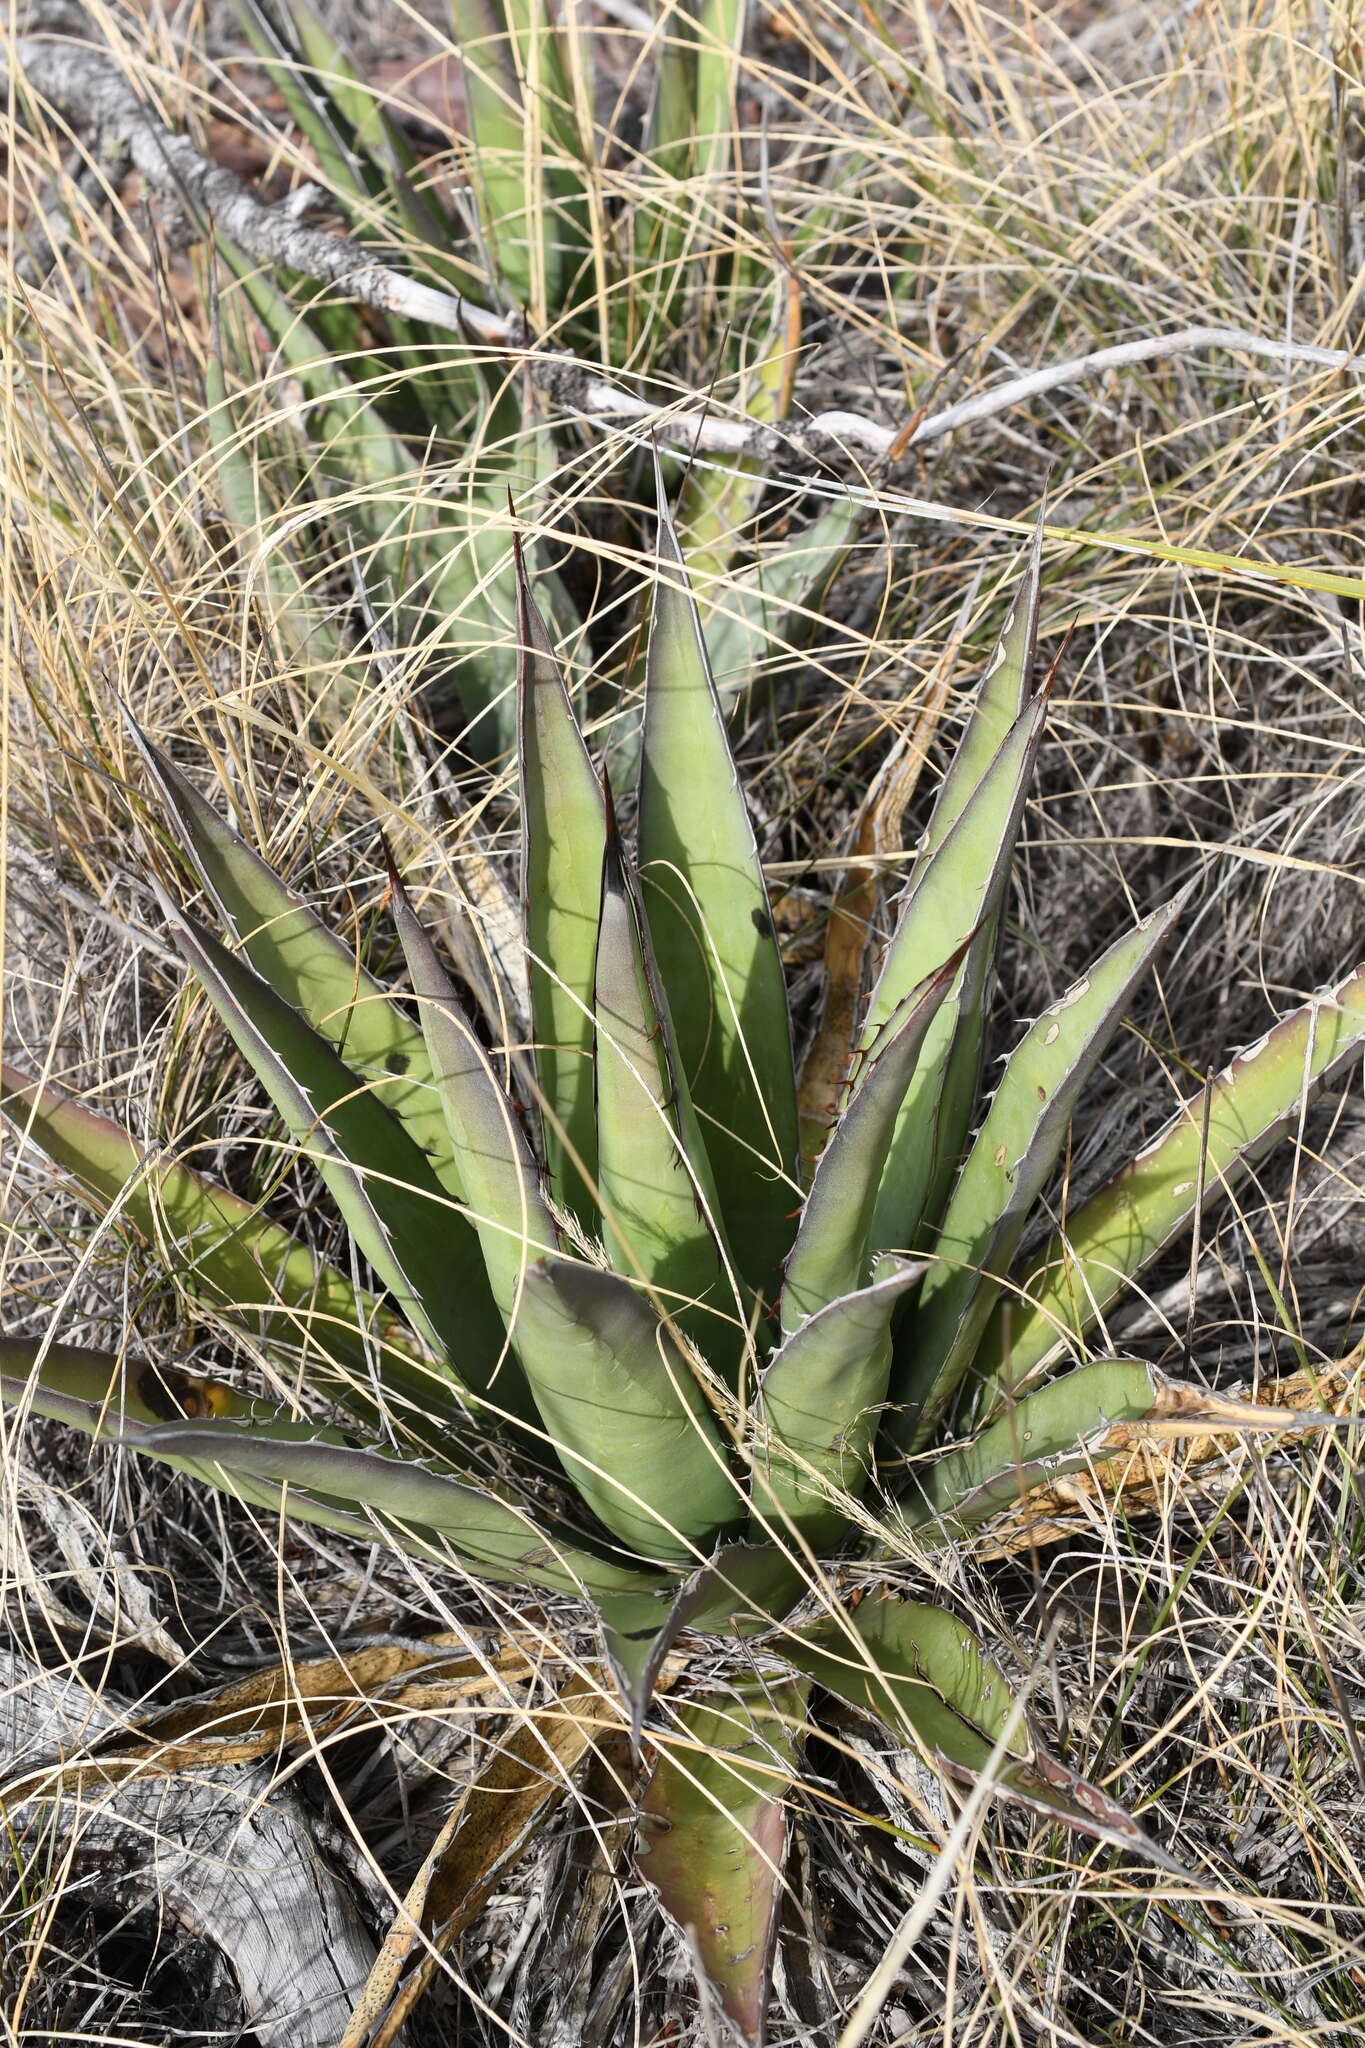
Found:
[902,1355,1348,1542]
[755,1258,925,1545]
[639,466,799,1302]
[894,896,1183,1449]
[784,1594,1173,1867]
[638,1679,808,2048]
[157,895,521,1414]
[517,547,606,1218]
[860,695,1048,1257]
[515,1260,740,1563]
[593,804,738,1357]
[782,953,962,1331]
[128,723,467,1200]
[983,963,1365,1388]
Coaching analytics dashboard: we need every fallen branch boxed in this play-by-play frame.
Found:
[6,20,1364,469]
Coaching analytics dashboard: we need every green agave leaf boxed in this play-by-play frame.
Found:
[784,1594,1176,1869]
[601,1541,806,1749]
[901,1355,1346,1541]
[638,1679,809,2048]
[0,1065,409,1383]
[515,1259,740,1565]
[782,952,962,1332]
[517,542,605,1219]
[388,864,559,1327]
[984,962,1365,1389]
[755,1258,924,1545]
[861,695,1048,1261]
[126,720,464,1205]
[156,893,521,1415]
[895,895,1183,1451]
[639,463,798,1304]
[593,802,737,1357]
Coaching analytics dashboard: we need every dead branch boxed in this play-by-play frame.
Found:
[5,16,1364,471]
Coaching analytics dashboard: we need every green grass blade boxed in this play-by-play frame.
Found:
[782,952,961,1331]
[983,962,1365,1389]
[639,466,798,1303]
[158,892,518,1412]
[860,697,1048,1259]
[128,722,465,1204]
[755,1258,923,1545]
[638,1679,808,2048]
[593,803,736,1357]
[516,1260,740,1563]
[896,897,1183,1449]
[517,544,605,1218]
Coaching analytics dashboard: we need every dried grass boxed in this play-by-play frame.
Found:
[4,0,1365,2041]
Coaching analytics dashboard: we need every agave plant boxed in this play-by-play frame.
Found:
[6,487,1365,2042]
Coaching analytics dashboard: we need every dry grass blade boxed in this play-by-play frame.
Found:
[340,1672,618,2048]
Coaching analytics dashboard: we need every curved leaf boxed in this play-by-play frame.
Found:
[638,1679,808,2048]
[784,1595,1175,1868]
[895,896,1183,1450]
[902,1356,1347,1540]
[639,464,798,1303]
[983,962,1365,1386]
[755,1259,924,1544]
[782,953,961,1332]
[517,544,605,1218]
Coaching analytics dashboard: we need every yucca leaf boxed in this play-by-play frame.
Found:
[860,695,1048,1259]
[784,1594,1176,1868]
[594,803,737,1356]
[894,897,1184,1449]
[639,467,798,1303]
[755,1258,924,1544]
[782,953,962,1331]
[515,1260,740,1563]
[602,1541,805,1745]
[517,545,605,1217]
[388,865,559,1326]
[232,0,379,208]
[902,1355,1347,1542]
[983,962,1365,1389]
[638,1679,808,2048]
[127,722,466,1206]
[0,1066,407,1377]
[157,895,522,1414]
[452,0,566,317]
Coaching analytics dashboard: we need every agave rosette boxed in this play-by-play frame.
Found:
[6,488,1365,2041]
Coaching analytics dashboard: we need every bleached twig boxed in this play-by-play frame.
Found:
[6,23,1363,469]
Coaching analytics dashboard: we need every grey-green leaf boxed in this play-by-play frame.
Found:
[893,896,1183,1450]
[638,463,799,1305]
[517,545,605,1219]
[515,1259,740,1564]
